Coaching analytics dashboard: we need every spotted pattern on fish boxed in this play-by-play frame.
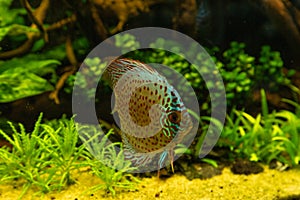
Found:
[104,58,193,171]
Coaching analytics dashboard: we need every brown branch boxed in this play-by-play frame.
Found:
[33,0,50,24]
[0,35,38,59]
[93,0,155,34]
[49,36,78,104]
[20,0,48,42]
[48,67,75,104]
[46,14,77,31]
[90,2,108,40]
[282,0,300,31]
[65,35,78,67]
[0,0,50,59]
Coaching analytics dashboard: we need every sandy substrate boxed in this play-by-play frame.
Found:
[0,166,299,200]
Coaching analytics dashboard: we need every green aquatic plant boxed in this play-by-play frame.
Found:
[217,41,296,107]
[218,90,300,166]
[0,0,58,103]
[113,36,295,113]
[0,113,56,198]
[257,45,295,90]
[41,116,88,188]
[0,37,92,103]
[115,33,141,53]
[0,56,60,103]
[0,0,92,103]
[0,114,140,198]
[220,42,254,104]
[87,151,140,197]
[0,114,89,198]
[64,57,109,99]
[0,0,27,41]
[79,127,140,196]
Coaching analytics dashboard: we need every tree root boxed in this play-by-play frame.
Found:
[49,35,78,104]
[252,0,300,59]
[0,0,50,59]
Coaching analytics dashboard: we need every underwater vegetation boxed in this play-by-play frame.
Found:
[1,0,300,199]
[0,90,299,198]
[66,34,297,114]
[0,0,296,108]
[80,128,140,197]
[0,114,139,199]
[218,90,300,167]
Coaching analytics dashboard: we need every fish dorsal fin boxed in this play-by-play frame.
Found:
[104,58,158,88]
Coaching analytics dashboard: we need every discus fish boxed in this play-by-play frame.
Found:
[103,58,193,174]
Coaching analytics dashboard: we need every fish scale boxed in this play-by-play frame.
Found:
[103,58,193,173]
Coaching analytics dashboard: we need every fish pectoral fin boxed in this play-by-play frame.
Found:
[158,150,174,173]
[158,151,168,169]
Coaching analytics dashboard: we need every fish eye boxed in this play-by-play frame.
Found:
[168,111,181,124]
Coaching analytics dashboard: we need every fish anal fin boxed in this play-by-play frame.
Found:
[122,134,155,168]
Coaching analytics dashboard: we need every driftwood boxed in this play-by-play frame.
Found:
[0,0,50,59]
[251,0,300,60]
[173,0,197,37]
[0,0,79,60]
[49,35,79,104]
[93,0,161,34]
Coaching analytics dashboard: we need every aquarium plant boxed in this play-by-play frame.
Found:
[81,128,140,196]
[218,90,300,167]
[106,34,296,111]
[0,113,60,198]
[0,114,139,199]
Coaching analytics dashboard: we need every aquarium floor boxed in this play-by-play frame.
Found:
[0,166,299,200]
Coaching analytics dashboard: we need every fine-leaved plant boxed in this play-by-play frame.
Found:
[0,114,140,199]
